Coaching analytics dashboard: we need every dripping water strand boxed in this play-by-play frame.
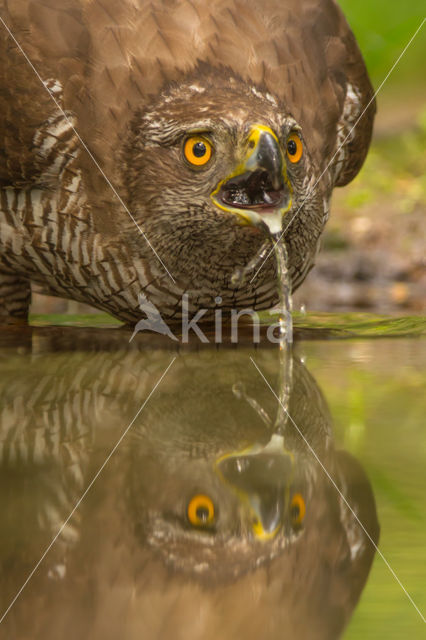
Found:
[231,220,294,433]
[273,237,293,346]
[274,338,293,435]
[231,228,293,345]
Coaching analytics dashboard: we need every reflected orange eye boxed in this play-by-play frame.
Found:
[183,135,213,167]
[290,493,306,527]
[286,133,303,163]
[187,494,215,526]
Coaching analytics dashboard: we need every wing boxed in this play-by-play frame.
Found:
[0,0,88,187]
[0,0,374,192]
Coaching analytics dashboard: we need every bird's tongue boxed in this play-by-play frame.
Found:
[217,169,288,235]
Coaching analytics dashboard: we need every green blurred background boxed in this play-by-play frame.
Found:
[340,0,425,89]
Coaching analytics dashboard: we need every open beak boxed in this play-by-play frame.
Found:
[216,436,294,540]
[211,125,292,235]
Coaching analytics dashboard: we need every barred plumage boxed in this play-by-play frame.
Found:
[0,0,375,324]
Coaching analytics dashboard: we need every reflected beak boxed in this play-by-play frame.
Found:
[216,439,294,540]
[211,125,292,235]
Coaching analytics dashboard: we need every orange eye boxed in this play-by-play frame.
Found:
[187,494,215,526]
[286,133,303,163]
[183,135,213,167]
[290,493,306,527]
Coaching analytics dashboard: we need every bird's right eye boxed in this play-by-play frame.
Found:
[183,135,213,167]
[187,494,215,526]
[290,493,306,528]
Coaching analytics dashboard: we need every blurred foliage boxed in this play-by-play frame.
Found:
[339,111,426,215]
[339,1,426,88]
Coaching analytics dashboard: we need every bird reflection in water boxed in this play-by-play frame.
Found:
[0,332,379,639]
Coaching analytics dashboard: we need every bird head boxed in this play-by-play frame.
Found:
[122,72,318,290]
[130,438,309,582]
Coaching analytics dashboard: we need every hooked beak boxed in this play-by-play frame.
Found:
[216,437,294,540]
[211,125,292,235]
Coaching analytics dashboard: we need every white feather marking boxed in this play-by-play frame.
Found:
[43,78,63,95]
[188,84,206,93]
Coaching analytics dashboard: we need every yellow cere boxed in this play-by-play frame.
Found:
[187,494,215,526]
[245,124,281,155]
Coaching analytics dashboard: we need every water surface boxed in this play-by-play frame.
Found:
[0,317,424,638]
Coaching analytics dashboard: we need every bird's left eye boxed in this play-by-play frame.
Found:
[183,135,213,167]
[286,132,303,163]
[187,494,215,527]
[290,493,306,527]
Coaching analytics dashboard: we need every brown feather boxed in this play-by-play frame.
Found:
[0,0,375,324]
